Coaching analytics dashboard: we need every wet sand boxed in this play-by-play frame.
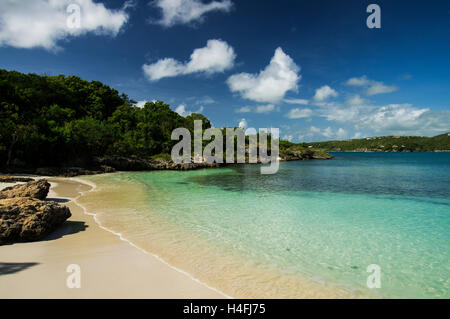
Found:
[0,177,226,298]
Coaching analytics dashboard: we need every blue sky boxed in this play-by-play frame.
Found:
[0,0,449,141]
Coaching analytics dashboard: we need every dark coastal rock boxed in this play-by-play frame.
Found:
[0,197,71,244]
[35,166,115,177]
[0,179,50,200]
[93,156,151,171]
[94,156,222,171]
[281,148,334,161]
[0,176,34,183]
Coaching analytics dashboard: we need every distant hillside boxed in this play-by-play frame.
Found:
[304,133,450,152]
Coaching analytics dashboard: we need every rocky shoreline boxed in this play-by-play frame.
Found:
[2,149,333,178]
[0,179,71,244]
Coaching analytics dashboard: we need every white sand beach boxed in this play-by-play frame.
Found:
[0,177,226,299]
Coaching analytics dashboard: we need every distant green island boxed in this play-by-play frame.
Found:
[303,134,450,153]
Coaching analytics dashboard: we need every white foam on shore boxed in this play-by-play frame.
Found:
[66,176,233,299]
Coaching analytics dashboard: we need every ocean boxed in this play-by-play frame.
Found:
[78,152,450,298]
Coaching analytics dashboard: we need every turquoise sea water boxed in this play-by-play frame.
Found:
[90,153,450,298]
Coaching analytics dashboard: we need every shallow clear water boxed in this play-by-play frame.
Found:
[82,153,450,298]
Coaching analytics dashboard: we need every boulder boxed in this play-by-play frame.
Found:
[0,197,71,244]
[94,156,151,171]
[94,156,222,171]
[0,176,34,183]
[0,179,50,200]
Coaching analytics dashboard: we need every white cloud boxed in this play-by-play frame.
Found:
[194,96,215,105]
[234,104,278,114]
[313,85,338,101]
[282,134,294,141]
[174,103,205,116]
[307,126,343,139]
[135,100,147,108]
[347,94,367,106]
[284,98,309,105]
[143,58,185,81]
[143,39,235,81]
[227,47,300,103]
[345,75,371,86]
[357,104,430,133]
[153,0,233,27]
[255,104,276,114]
[175,104,188,116]
[336,128,347,139]
[366,82,397,96]
[238,118,248,130]
[286,108,313,119]
[309,126,321,134]
[235,106,252,113]
[345,75,397,96]
[317,102,450,136]
[0,0,129,51]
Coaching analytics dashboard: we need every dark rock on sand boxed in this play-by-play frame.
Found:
[0,179,50,200]
[0,197,71,244]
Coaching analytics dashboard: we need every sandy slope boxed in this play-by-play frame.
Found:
[0,177,226,298]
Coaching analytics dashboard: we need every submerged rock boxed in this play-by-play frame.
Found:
[0,197,71,244]
[0,179,50,200]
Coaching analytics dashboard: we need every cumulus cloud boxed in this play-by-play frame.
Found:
[286,108,313,119]
[307,126,346,140]
[357,104,430,133]
[238,118,248,130]
[143,39,235,81]
[175,104,188,116]
[313,85,338,102]
[366,82,398,96]
[235,106,252,113]
[234,104,278,114]
[255,104,277,114]
[192,96,215,105]
[336,128,347,139]
[317,102,450,136]
[284,98,309,105]
[135,100,148,108]
[174,103,205,116]
[227,47,300,103]
[347,94,367,106]
[0,0,130,51]
[153,0,233,27]
[345,75,397,96]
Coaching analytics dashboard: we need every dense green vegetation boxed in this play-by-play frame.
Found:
[2,69,445,170]
[0,70,290,169]
[0,69,211,168]
[306,134,450,152]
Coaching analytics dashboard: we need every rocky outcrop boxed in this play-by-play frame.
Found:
[0,179,50,200]
[35,165,115,177]
[0,179,71,244]
[281,148,334,161]
[0,197,71,244]
[93,156,222,171]
[0,176,34,183]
